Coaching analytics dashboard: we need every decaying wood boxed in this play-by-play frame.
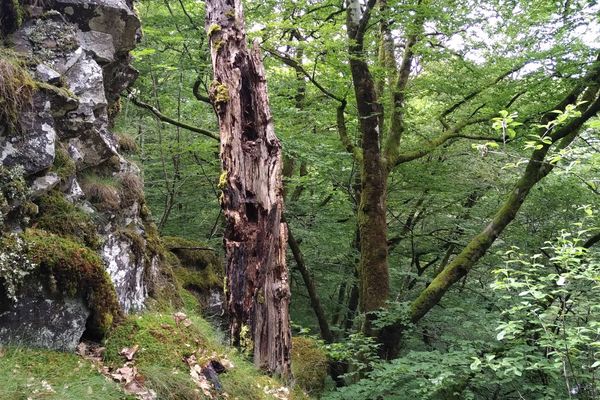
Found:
[205,0,291,377]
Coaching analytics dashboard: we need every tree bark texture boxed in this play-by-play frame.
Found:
[205,0,291,377]
[347,15,390,332]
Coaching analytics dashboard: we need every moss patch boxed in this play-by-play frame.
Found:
[137,215,183,309]
[23,229,122,339]
[33,190,100,249]
[163,236,222,299]
[291,337,329,396]
[173,265,222,293]
[50,145,76,183]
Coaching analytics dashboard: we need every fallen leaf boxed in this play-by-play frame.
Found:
[124,380,157,399]
[173,312,188,325]
[120,345,140,361]
[220,357,234,370]
[77,342,106,363]
[264,386,290,400]
[190,364,214,398]
[111,365,137,384]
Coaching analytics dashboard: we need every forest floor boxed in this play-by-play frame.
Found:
[0,290,309,400]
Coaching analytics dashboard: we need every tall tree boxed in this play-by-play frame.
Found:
[205,0,291,376]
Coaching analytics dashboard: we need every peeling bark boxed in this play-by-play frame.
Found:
[205,0,291,377]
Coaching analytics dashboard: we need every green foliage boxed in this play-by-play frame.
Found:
[491,110,522,142]
[480,224,600,398]
[326,333,380,380]
[325,349,477,400]
[23,229,122,338]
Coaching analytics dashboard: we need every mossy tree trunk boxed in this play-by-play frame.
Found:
[346,0,390,337]
[205,0,291,377]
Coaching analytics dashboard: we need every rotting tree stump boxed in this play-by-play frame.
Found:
[205,0,291,377]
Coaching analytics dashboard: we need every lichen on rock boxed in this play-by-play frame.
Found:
[0,0,178,351]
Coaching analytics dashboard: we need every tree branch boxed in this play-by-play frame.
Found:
[126,92,220,141]
[584,231,600,248]
[193,79,212,104]
[383,0,426,164]
[337,100,363,162]
[390,117,495,167]
[439,62,527,127]
[264,46,344,103]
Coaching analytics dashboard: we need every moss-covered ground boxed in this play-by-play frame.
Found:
[0,347,133,400]
[104,290,310,400]
[0,289,315,400]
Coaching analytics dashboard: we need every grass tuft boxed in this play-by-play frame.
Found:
[119,172,144,207]
[116,133,139,154]
[81,173,122,211]
[0,48,35,133]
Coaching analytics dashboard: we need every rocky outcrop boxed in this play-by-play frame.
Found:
[0,0,170,351]
[0,285,90,351]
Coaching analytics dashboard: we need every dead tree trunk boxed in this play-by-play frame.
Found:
[205,0,291,377]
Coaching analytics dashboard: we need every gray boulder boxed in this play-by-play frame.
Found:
[0,286,90,351]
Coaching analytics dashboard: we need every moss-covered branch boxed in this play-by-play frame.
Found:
[408,93,600,327]
[387,117,497,168]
